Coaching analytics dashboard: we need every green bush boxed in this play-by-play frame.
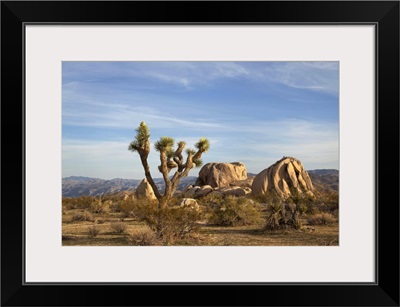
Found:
[264,201,303,231]
[206,196,263,226]
[251,191,282,204]
[305,191,339,215]
[200,193,224,206]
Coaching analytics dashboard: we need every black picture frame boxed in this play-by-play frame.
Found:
[1,1,399,306]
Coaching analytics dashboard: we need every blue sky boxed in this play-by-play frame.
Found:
[62,61,339,180]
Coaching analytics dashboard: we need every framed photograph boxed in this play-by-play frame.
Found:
[1,1,399,306]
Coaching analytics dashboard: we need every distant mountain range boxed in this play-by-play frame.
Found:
[62,176,197,197]
[63,169,338,197]
[307,169,339,193]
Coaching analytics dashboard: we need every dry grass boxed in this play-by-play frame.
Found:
[62,208,338,246]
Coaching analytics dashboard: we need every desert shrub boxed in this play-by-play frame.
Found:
[207,196,263,226]
[251,191,282,205]
[74,196,96,210]
[322,192,339,212]
[133,200,203,244]
[119,201,134,218]
[306,213,336,225]
[110,222,127,234]
[90,198,110,214]
[308,192,339,215]
[62,198,76,210]
[264,201,304,231]
[200,193,225,206]
[71,211,94,222]
[264,201,286,230]
[109,201,122,213]
[87,225,100,237]
[128,228,159,246]
[304,200,320,215]
[297,204,308,215]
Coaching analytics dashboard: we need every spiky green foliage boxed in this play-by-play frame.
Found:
[193,158,203,167]
[166,148,174,159]
[154,137,175,152]
[128,121,150,153]
[185,148,196,155]
[176,141,186,148]
[195,137,210,152]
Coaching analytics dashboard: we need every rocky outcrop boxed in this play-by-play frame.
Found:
[195,185,214,197]
[252,157,314,198]
[195,162,247,188]
[135,178,157,200]
[220,186,252,197]
[229,177,254,188]
[183,185,251,198]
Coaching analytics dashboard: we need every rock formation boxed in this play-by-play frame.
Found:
[219,186,252,197]
[252,157,314,198]
[195,162,247,188]
[135,178,157,200]
[183,185,251,198]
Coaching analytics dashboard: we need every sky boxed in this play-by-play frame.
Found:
[62,61,339,180]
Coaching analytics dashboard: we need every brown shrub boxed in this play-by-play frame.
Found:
[90,198,110,214]
[110,222,127,234]
[306,213,336,225]
[71,211,94,222]
[87,225,100,237]
[128,228,159,246]
[133,200,203,244]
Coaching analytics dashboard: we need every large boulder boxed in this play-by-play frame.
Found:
[183,186,201,198]
[195,162,247,188]
[195,185,214,197]
[252,157,315,198]
[178,198,200,211]
[229,177,254,188]
[220,186,251,197]
[135,178,157,200]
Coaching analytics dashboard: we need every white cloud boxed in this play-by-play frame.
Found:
[262,62,339,95]
[63,61,338,95]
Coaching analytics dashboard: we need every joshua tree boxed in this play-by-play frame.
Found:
[128,121,210,208]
